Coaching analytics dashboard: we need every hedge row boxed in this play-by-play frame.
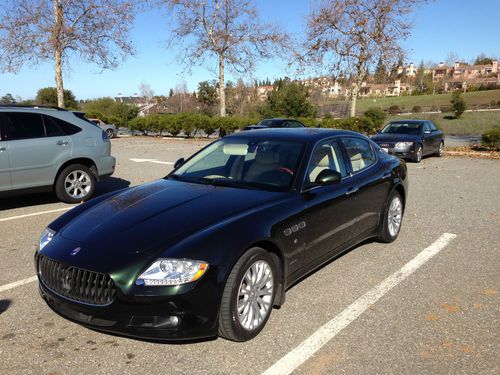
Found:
[128,109,385,138]
[481,126,500,150]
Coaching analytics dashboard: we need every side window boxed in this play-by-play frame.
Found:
[3,112,45,140]
[341,137,376,173]
[306,139,346,186]
[423,122,431,133]
[290,121,304,128]
[429,121,438,132]
[44,115,81,136]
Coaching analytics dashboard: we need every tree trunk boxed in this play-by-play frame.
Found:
[218,54,226,117]
[349,84,358,117]
[53,0,64,108]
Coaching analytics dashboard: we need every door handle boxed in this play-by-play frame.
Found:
[345,187,359,196]
[56,140,68,146]
[0,147,6,152]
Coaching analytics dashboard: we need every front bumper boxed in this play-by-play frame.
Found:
[379,146,415,160]
[37,275,220,341]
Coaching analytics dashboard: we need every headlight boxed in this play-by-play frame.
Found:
[395,141,413,150]
[136,259,209,286]
[39,228,55,251]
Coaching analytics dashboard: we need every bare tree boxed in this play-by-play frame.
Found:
[305,0,424,117]
[0,0,138,108]
[139,82,155,115]
[159,0,288,117]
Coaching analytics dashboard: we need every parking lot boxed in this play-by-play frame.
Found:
[0,136,499,374]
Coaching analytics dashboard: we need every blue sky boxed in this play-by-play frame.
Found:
[1,0,499,101]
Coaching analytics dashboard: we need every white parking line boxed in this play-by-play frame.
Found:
[263,233,457,375]
[0,276,37,293]
[129,158,174,165]
[0,207,72,223]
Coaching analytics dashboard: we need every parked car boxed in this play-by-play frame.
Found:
[36,128,407,342]
[244,118,306,130]
[0,105,115,203]
[88,118,117,139]
[371,120,444,162]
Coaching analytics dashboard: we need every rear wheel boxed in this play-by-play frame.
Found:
[412,144,422,163]
[55,164,96,203]
[378,190,404,243]
[218,247,276,342]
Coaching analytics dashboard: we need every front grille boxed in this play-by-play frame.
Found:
[38,256,116,306]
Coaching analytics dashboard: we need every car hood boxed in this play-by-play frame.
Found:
[46,179,284,271]
[371,133,421,143]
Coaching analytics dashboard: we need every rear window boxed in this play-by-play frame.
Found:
[43,115,82,136]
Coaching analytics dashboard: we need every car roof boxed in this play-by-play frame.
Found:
[389,119,426,124]
[225,128,363,143]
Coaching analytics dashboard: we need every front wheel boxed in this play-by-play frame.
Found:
[218,248,277,342]
[378,190,404,243]
[436,141,444,157]
[55,164,96,203]
[412,144,422,163]
[106,128,114,139]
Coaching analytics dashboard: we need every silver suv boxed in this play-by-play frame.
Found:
[0,106,116,203]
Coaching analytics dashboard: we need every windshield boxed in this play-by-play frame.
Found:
[170,138,305,191]
[381,122,423,135]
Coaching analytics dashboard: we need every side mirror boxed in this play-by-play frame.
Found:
[376,129,381,134]
[315,169,341,186]
[174,158,185,169]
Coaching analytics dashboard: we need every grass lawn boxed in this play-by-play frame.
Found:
[321,89,500,113]
[386,111,500,135]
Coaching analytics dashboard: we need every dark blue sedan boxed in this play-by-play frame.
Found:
[371,120,444,162]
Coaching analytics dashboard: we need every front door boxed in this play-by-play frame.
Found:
[301,138,357,267]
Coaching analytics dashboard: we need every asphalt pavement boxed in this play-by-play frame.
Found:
[0,137,498,374]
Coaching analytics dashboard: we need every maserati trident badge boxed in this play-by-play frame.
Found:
[70,247,81,256]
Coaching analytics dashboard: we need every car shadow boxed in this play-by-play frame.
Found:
[0,299,12,316]
[0,177,131,211]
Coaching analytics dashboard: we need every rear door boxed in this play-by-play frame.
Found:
[5,112,73,189]
[339,136,390,237]
[422,122,435,155]
[0,118,12,191]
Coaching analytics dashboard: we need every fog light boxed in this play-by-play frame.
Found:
[129,315,180,328]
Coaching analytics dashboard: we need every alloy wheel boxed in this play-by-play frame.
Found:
[387,196,403,237]
[237,260,274,331]
[64,170,92,199]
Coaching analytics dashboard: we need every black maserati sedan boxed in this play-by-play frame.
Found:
[371,120,444,162]
[243,118,306,130]
[36,128,408,342]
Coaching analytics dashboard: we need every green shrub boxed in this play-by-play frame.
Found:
[388,105,401,115]
[128,117,148,135]
[364,107,386,127]
[412,105,422,113]
[451,91,466,118]
[160,115,181,137]
[481,126,500,150]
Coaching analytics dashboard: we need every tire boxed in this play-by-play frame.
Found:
[378,190,404,243]
[218,247,277,342]
[436,141,444,157]
[106,129,114,139]
[55,164,96,204]
[412,144,422,163]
